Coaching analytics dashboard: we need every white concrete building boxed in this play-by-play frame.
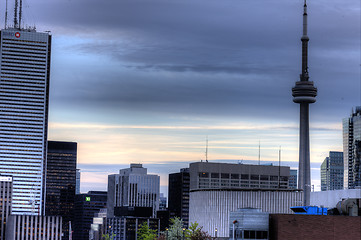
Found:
[310,189,361,209]
[189,189,302,238]
[107,164,160,217]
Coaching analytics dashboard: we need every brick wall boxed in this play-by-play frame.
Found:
[269,214,361,240]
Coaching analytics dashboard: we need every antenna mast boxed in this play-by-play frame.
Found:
[14,0,18,28]
[205,136,208,162]
[258,141,261,165]
[5,0,8,29]
[278,146,281,188]
[19,0,22,29]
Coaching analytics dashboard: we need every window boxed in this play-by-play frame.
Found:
[251,175,259,180]
[211,173,219,178]
[231,174,239,179]
[270,176,278,181]
[241,174,249,180]
[199,172,209,178]
[260,175,268,180]
[221,173,229,179]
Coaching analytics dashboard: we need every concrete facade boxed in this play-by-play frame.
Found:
[107,164,160,218]
[0,176,12,240]
[190,162,291,191]
[5,215,62,240]
[189,189,302,238]
[292,1,318,207]
[310,189,361,209]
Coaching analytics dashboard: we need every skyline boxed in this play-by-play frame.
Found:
[2,0,358,194]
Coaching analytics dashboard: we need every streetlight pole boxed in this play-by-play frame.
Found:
[215,228,217,239]
[232,220,238,240]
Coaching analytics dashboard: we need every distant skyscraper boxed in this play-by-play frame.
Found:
[343,107,361,189]
[159,193,167,210]
[46,141,77,239]
[76,169,81,194]
[107,164,160,218]
[168,168,190,228]
[0,28,51,215]
[289,169,298,189]
[320,151,344,191]
[292,0,317,206]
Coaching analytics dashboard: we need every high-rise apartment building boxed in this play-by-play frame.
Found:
[168,168,190,228]
[320,151,343,191]
[343,107,361,189]
[46,141,77,239]
[107,164,160,218]
[0,28,51,214]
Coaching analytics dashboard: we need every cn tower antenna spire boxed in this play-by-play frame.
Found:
[292,0,317,206]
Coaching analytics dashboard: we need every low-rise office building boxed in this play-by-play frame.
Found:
[5,215,62,240]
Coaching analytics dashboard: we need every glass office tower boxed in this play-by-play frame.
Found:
[0,28,51,214]
[343,107,361,189]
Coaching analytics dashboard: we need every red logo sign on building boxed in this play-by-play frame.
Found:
[15,32,20,38]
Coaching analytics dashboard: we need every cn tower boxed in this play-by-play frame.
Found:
[292,0,317,206]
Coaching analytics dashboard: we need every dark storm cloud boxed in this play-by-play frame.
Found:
[22,0,358,123]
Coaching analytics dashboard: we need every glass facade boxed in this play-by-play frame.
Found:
[46,141,77,240]
[0,29,51,214]
[320,151,343,191]
[168,168,190,228]
[343,107,361,189]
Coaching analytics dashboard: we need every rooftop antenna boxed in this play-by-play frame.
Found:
[258,140,261,165]
[205,136,208,162]
[14,0,18,28]
[19,0,22,29]
[5,0,8,29]
[278,146,281,188]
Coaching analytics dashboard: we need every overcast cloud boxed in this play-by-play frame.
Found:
[4,0,358,192]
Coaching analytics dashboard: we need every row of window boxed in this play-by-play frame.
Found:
[199,172,289,181]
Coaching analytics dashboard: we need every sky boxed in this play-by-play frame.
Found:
[3,0,360,194]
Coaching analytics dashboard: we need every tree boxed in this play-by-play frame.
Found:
[102,233,116,240]
[167,217,185,240]
[137,222,158,240]
[185,222,212,240]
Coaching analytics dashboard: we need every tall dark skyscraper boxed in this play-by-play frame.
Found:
[46,141,77,239]
[0,26,51,214]
[343,107,361,189]
[74,191,107,240]
[292,0,317,206]
[168,168,190,228]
